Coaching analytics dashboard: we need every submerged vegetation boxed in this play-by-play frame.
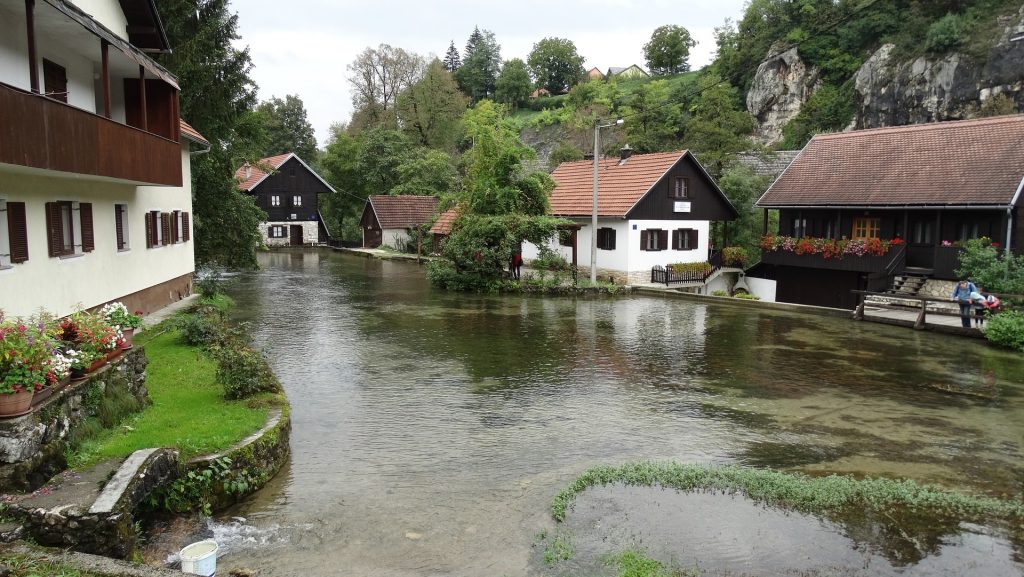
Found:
[551,461,1024,524]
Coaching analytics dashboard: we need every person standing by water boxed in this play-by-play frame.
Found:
[510,252,523,280]
[951,279,977,328]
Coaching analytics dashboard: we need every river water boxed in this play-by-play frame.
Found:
[212,250,1023,576]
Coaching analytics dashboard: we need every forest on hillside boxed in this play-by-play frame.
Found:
[154,0,1024,270]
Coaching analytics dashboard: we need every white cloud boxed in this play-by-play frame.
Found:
[232,0,748,146]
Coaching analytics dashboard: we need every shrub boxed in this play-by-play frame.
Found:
[722,246,749,268]
[216,344,281,400]
[195,268,224,297]
[532,247,571,271]
[925,13,965,53]
[176,309,225,348]
[711,290,729,297]
[984,311,1024,352]
[734,292,761,300]
[668,262,712,275]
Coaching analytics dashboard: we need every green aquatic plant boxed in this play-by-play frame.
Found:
[604,548,696,577]
[551,461,1024,523]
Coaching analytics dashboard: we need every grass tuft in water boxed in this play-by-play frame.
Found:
[551,461,1024,524]
[604,549,696,577]
[539,528,574,564]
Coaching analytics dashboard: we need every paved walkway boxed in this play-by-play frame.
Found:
[860,304,985,337]
[140,294,199,329]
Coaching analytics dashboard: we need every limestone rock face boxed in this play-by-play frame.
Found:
[747,46,820,145]
[855,6,1024,128]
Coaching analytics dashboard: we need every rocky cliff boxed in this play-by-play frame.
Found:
[854,5,1024,128]
[747,4,1024,143]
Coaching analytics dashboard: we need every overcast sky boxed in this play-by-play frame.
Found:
[233,0,749,147]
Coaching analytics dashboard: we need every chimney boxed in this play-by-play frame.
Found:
[244,165,252,179]
[619,144,633,163]
[583,153,595,161]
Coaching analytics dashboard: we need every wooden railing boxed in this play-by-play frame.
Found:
[651,263,720,285]
[852,289,1020,330]
[0,82,181,186]
[760,246,902,274]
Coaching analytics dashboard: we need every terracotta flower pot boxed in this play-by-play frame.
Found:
[88,357,107,373]
[120,327,135,349]
[106,349,121,362]
[0,389,34,418]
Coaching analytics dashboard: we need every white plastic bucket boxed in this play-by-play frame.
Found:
[180,539,219,576]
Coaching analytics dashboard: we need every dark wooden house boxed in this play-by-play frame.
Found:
[236,153,334,246]
[755,115,1024,309]
[360,195,439,249]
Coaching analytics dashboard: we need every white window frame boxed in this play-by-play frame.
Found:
[292,195,302,207]
[0,199,10,269]
[271,195,281,207]
[67,201,83,257]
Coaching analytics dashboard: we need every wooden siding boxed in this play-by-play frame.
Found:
[626,155,736,221]
[0,82,181,186]
[249,157,326,222]
[774,266,864,310]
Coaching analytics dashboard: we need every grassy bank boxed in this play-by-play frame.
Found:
[68,313,272,470]
[552,461,1024,523]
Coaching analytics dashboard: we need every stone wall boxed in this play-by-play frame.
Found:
[261,220,319,247]
[0,348,149,492]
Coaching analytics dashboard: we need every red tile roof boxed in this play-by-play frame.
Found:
[368,195,439,230]
[234,153,294,191]
[179,120,208,146]
[549,151,687,217]
[758,115,1024,208]
[429,207,460,235]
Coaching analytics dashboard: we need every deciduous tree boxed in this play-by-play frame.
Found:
[495,58,533,109]
[643,25,697,75]
[256,94,318,161]
[347,44,426,129]
[527,37,585,94]
[397,59,468,151]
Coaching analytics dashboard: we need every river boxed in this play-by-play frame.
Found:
[211,250,1023,577]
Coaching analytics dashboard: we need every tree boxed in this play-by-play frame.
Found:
[643,25,697,75]
[357,128,414,194]
[442,40,461,72]
[391,149,460,197]
[319,124,366,241]
[494,58,533,109]
[397,59,468,151]
[682,73,754,176]
[956,238,1024,295]
[622,81,682,153]
[527,37,585,94]
[347,44,425,129]
[455,27,501,103]
[716,164,772,255]
[256,94,318,161]
[155,0,265,269]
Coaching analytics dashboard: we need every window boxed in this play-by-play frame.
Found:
[958,222,979,242]
[911,221,933,244]
[596,227,616,250]
[43,59,67,103]
[670,177,689,199]
[792,218,807,238]
[672,228,698,251]
[292,195,302,207]
[270,195,281,207]
[558,230,573,246]
[823,220,836,240]
[852,217,880,240]
[145,211,163,247]
[268,225,286,238]
[0,200,29,267]
[114,204,129,250]
[45,201,92,257]
[171,210,182,243]
[641,228,667,251]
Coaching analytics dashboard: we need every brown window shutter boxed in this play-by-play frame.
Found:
[80,203,94,252]
[608,229,615,250]
[672,229,680,250]
[160,212,171,246]
[172,210,181,243]
[658,230,668,251]
[688,229,698,250]
[115,206,125,250]
[45,202,62,257]
[7,202,29,263]
[182,212,190,241]
[268,225,274,237]
[640,230,649,251]
[145,212,154,248]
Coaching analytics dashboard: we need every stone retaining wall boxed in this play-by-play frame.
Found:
[0,348,149,492]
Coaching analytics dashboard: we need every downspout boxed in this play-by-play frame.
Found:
[1006,176,1024,252]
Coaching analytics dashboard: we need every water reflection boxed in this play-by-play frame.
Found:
[212,250,1023,576]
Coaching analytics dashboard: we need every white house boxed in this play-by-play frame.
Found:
[525,149,738,285]
[0,0,205,318]
[359,195,439,250]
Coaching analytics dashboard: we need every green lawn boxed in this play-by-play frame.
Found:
[68,328,270,469]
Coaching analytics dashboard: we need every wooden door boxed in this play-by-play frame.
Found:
[289,225,303,246]
[364,228,382,248]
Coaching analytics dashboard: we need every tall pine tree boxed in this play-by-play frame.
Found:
[442,40,461,72]
[455,27,500,103]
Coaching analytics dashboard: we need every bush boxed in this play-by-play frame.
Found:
[722,246,749,268]
[925,13,965,53]
[195,268,224,297]
[216,344,281,400]
[711,290,729,297]
[175,307,226,348]
[668,262,712,275]
[984,311,1024,352]
[531,247,571,271]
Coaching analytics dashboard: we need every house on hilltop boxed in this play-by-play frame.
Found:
[360,195,439,250]
[235,153,334,247]
[0,0,206,317]
[754,115,1024,310]
[525,148,738,285]
[586,67,605,81]
[606,65,649,80]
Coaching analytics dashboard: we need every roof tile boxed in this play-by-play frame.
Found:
[235,153,293,191]
[369,195,439,229]
[758,115,1024,207]
[550,151,686,217]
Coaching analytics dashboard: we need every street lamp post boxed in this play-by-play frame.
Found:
[591,118,622,284]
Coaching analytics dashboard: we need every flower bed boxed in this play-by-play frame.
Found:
[760,235,901,259]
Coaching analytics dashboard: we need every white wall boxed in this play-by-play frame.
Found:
[70,0,128,40]
[36,45,97,112]
[746,277,777,302]
[626,219,710,272]
[0,5,30,90]
[383,228,411,250]
[0,146,194,318]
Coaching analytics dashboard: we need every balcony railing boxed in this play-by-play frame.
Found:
[761,248,898,273]
[0,82,181,187]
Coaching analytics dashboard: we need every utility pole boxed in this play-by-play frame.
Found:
[591,118,623,284]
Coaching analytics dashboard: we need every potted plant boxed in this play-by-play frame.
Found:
[100,302,142,349]
[0,314,55,417]
[61,311,120,372]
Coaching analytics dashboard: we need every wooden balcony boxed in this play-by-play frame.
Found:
[0,82,181,187]
[761,248,899,274]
